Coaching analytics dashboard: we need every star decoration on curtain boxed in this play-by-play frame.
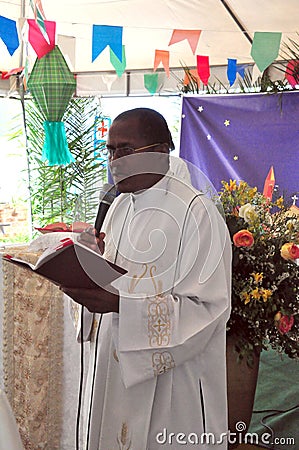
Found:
[224,119,230,126]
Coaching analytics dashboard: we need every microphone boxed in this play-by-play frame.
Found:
[94,183,117,233]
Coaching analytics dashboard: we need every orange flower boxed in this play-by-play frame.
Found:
[280,243,299,260]
[233,229,254,247]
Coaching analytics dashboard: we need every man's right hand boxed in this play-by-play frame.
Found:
[78,227,105,254]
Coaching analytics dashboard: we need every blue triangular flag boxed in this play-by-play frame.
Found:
[92,25,123,63]
[0,15,19,55]
[227,58,237,86]
[236,64,246,79]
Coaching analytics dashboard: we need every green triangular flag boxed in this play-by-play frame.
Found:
[251,32,282,72]
[110,45,126,77]
[144,73,158,94]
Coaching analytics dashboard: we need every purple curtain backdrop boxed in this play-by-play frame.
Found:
[179,92,298,201]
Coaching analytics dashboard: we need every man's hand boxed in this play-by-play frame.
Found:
[61,285,119,313]
[78,227,106,254]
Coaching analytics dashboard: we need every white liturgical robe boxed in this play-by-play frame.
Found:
[71,170,232,450]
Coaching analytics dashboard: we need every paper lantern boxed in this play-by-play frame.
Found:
[27,45,76,165]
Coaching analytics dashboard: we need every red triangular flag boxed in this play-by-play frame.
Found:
[168,29,201,54]
[28,19,56,58]
[285,60,299,87]
[1,67,24,79]
[153,50,170,78]
[263,166,275,201]
[196,55,210,85]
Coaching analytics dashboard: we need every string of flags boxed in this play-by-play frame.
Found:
[1,10,294,92]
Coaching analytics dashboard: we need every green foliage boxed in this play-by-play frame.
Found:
[0,232,31,244]
[26,97,107,228]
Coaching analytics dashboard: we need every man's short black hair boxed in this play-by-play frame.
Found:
[113,108,175,150]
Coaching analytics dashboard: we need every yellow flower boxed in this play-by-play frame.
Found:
[261,288,272,302]
[276,196,284,208]
[252,272,263,284]
[241,292,251,305]
[238,180,247,190]
[227,179,237,191]
[251,288,260,300]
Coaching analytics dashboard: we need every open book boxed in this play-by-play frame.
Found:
[3,237,127,289]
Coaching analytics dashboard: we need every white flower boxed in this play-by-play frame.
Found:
[239,203,257,223]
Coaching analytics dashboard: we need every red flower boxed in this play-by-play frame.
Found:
[275,313,295,334]
[233,229,254,247]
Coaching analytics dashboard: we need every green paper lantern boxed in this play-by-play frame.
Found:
[27,45,76,165]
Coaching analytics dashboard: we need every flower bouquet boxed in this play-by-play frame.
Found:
[219,180,299,364]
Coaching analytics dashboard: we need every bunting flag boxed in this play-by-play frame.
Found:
[110,45,126,77]
[29,0,49,44]
[236,64,246,79]
[179,93,298,200]
[168,29,201,54]
[285,59,299,87]
[101,74,118,91]
[153,50,170,77]
[1,67,23,79]
[251,32,282,72]
[92,25,123,63]
[183,68,200,86]
[263,166,275,201]
[0,16,19,55]
[28,19,56,58]
[227,58,237,86]
[252,64,262,83]
[196,55,210,85]
[144,73,158,94]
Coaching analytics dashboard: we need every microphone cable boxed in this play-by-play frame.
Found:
[76,306,85,450]
[75,187,116,449]
[84,198,132,449]
[85,313,103,449]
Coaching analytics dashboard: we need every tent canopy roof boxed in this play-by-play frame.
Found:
[1,0,298,96]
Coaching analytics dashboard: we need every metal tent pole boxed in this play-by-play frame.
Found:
[219,0,253,44]
[19,0,34,237]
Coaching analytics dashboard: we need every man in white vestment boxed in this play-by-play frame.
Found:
[63,108,232,449]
